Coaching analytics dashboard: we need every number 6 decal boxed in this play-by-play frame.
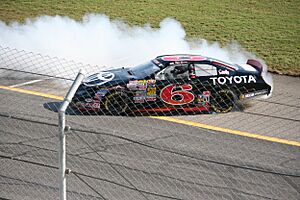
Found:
[160,84,195,105]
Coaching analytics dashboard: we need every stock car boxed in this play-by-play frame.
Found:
[72,55,272,115]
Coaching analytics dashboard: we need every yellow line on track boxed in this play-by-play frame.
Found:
[1,85,299,147]
[0,85,64,100]
[151,116,300,147]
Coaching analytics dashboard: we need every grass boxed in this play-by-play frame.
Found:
[0,0,299,75]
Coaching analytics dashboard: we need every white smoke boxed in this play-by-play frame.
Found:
[0,14,256,68]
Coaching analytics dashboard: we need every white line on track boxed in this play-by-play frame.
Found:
[10,78,49,88]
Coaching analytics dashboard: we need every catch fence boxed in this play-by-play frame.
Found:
[0,46,299,200]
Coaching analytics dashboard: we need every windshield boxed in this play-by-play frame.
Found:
[130,60,161,79]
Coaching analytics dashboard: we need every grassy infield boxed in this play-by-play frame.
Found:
[0,0,299,75]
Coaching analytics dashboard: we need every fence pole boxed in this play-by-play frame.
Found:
[59,69,85,200]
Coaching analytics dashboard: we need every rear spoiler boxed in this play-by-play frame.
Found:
[246,59,263,74]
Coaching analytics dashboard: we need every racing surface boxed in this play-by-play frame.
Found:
[0,74,299,200]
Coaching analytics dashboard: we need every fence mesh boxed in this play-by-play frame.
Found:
[0,46,299,200]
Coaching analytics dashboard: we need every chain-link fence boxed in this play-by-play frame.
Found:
[0,46,299,200]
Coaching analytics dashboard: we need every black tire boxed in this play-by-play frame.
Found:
[104,91,130,115]
[211,90,235,113]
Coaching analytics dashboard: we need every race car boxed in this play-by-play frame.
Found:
[71,54,272,115]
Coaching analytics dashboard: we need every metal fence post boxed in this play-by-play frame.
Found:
[59,69,85,200]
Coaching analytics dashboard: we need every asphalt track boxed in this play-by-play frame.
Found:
[0,74,299,200]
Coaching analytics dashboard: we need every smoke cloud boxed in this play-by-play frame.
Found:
[0,14,257,68]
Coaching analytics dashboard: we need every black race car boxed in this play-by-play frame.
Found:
[72,55,272,115]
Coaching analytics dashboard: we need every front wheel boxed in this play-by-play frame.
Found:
[104,91,131,115]
[211,90,235,113]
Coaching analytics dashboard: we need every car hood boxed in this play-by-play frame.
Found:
[82,68,136,87]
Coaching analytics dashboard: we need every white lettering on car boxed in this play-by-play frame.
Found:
[226,76,233,84]
[218,69,229,75]
[234,76,242,84]
[210,75,256,85]
[218,77,226,85]
[211,77,217,85]
[248,75,256,83]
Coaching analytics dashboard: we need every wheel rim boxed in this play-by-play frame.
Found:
[105,92,129,115]
[212,90,234,113]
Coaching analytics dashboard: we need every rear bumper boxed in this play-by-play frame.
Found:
[239,89,270,100]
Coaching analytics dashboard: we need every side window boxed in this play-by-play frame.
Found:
[155,69,167,80]
[155,64,189,80]
[194,64,218,76]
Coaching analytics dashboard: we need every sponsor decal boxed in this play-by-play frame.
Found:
[254,90,268,96]
[160,84,195,105]
[146,87,156,101]
[76,101,100,109]
[203,91,210,96]
[244,93,255,98]
[83,72,115,86]
[196,91,210,106]
[147,79,156,85]
[85,98,93,103]
[134,91,146,103]
[90,102,100,109]
[146,80,156,101]
[210,75,256,85]
[95,90,109,99]
[128,79,157,101]
[161,55,206,61]
[127,80,147,90]
[218,69,229,75]
[241,89,269,99]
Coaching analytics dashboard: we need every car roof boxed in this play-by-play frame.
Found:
[156,54,238,71]
[156,54,207,62]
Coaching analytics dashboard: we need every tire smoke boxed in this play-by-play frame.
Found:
[1,14,258,67]
[0,14,273,94]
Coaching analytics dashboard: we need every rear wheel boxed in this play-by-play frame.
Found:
[211,90,235,113]
[104,91,130,115]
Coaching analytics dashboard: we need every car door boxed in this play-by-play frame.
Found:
[187,61,222,107]
[190,61,241,111]
[155,62,196,108]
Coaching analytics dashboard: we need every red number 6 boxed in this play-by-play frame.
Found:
[160,84,194,105]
